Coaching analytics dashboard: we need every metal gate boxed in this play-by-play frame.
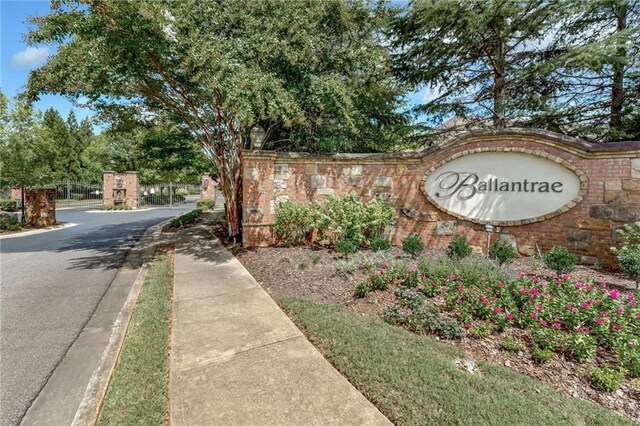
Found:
[28,180,103,208]
[139,182,200,207]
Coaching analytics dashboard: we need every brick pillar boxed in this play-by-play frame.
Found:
[24,188,56,227]
[10,188,21,201]
[201,174,217,200]
[103,171,140,209]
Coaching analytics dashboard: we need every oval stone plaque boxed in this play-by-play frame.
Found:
[423,151,583,225]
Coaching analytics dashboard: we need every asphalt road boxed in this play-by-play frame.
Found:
[0,204,192,425]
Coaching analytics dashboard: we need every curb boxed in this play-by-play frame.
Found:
[0,222,77,239]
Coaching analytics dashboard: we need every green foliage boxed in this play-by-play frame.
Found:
[565,333,597,363]
[613,222,640,251]
[617,245,640,283]
[488,239,518,265]
[591,367,625,392]
[335,239,358,256]
[100,205,132,211]
[355,282,372,298]
[168,209,202,229]
[370,236,391,252]
[617,341,640,378]
[468,323,496,339]
[196,199,216,210]
[542,246,578,275]
[531,345,554,364]
[402,234,424,257]
[274,202,313,245]
[0,199,17,212]
[500,338,525,353]
[446,235,472,260]
[384,301,465,340]
[0,215,21,231]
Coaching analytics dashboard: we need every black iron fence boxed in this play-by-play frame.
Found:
[139,183,201,207]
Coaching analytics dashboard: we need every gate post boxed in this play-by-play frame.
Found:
[102,171,140,209]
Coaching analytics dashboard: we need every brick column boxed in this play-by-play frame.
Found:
[103,171,140,209]
[201,174,217,200]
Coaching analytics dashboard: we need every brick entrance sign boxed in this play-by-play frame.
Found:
[24,188,56,227]
[242,129,640,267]
[103,171,140,209]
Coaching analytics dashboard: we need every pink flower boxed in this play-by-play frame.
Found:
[540,320,548,326]
[519,288,527,295]
[458,299,464,304]
[600,311,608,317]
[537,305,544,311]
[565,304,572,310]
[494,307,502,314]
[466,323,474,329]
[507,313,514,321]
[561,274,570,280]
[575,283,583,289]
[628,294,635,301]
[553,322,562,329]
[581,303,590,309]
[531,311,539,319]
[572,308,579,314]
[610,289,619,299]
[636,314,640,320]
[556,280,562,286]
[532,276,540,282]
[595,318,604,324]
[613,324,622,331]
[586,285,594,291]
[631,341,637,347]
[598,280,606,286]
[616,308,624,314]
[497,282,504,288]
[520,272,526,278]
[630,302,636,307]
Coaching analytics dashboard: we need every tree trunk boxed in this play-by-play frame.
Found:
[610,2,627,137]
[493,39,506,129]
[20,186,25,224]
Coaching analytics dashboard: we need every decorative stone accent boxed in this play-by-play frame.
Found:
[345,176,364,187]
[276,195,289,204]
[605,179,622,191]
[589,204,613,219]
[310,175,326,189]
[376,176,392,187]
[436,221,457,236]
[613,205,638,222]
[274,180,287,190]
[499,234,518,251]
[577,218,610,231]
[604,190,627,204]
[622,179,640,191]
[317,188,335,196]
[568,229,590,242]
[518,245,535,256]
[274,164,290,180]
[631,158,640,179]
[243,167,259,180]
[396,165,407,175]
[305,164,318,174]
[351,165,363,176]
[580,256,598,266]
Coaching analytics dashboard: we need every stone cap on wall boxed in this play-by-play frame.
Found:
[243,128,640,162]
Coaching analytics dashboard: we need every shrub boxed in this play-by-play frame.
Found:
[565,333,597,363]
[0,215,21,231]
[335,238,358,256]
[531,329,562,351]
[531,345,554,364]
[140,193,186,206]
[499,338,524,352]
[402,234,424,257]
[591,367,625,392]
[617,245,640,285]
[384,303,465,340]
[488,239,517,265]
[617,341,640,378]
[370,236,391,252]
[101,204,132,211]
[168,209,202,229]
[196,199,216,210]
[446,235,472,260]
[0,199,17,212]
[355,282,372,298]
[468,323,496,339]
[542,246,577,275]
[274,202,313,245]
[612,221,640,252]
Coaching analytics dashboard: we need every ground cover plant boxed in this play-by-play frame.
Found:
[0,199,17,212]
[100,204,132,211]
[166,209,203,230]
[99,250,173,425]
[0,215,21,232]
[280,297,633,426]
[196,199,216,210]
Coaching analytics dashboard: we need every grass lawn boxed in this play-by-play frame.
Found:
[98,252,173,425]
[279,296,633,426]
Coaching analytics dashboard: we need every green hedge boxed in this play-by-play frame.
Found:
[196,199,216,210]
[168,209,203,229]
[0,199,18,212]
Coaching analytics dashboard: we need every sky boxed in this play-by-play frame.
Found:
[0,0,429,129]
[1,0,96,123]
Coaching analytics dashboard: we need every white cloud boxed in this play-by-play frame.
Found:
[11,46,50,68]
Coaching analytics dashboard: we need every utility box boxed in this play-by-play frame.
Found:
[24,188,56,227]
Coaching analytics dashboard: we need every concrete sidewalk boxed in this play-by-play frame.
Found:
[169,223,392,425]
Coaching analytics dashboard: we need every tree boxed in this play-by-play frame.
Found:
[0,92,56,221]
[531,0,640,141]
[391,0,564,130]
[25,0,409,239]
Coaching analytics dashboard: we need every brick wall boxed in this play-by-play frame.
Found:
[242,129,640,267]
[103,171,140,209]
